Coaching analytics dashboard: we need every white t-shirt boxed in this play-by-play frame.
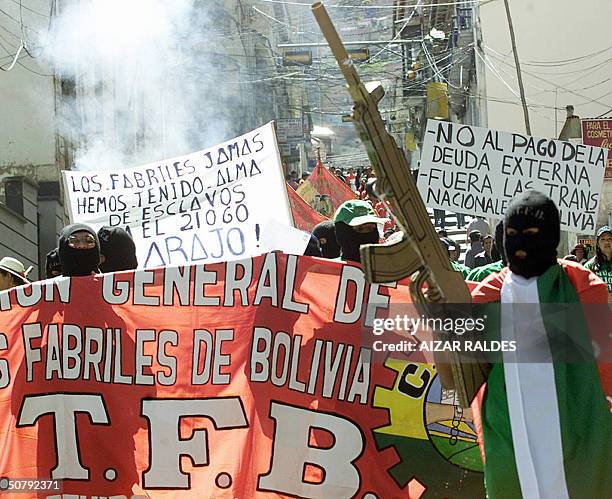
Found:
[466,217,491,237]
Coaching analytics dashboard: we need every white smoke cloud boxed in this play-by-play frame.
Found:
[41,0,243,171]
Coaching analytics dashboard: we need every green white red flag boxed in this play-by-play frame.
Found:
[470,261,612,498]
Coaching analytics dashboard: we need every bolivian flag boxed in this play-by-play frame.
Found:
[471,260,612,498]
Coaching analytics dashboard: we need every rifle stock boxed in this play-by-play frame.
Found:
[311,2,489,407]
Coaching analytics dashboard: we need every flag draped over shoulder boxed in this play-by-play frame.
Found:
[286,183,328,232]
[470,261,612,499]
[297,160,356,217]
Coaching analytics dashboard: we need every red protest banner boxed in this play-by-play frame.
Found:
[582,118,612,179]
[287,183,328,232]
[0,255,485,498]
[297,160,356,217]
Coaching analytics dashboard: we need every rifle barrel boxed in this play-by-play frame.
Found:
[311,3,360,88]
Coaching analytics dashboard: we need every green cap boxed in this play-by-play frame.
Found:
[333,200,388,226]
[596,225,612,238]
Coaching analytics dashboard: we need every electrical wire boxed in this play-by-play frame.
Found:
[0,39,52,75]
[516,45,612,67]
[0,41,23,71]
[254,0,483,10]
[7,0,48,18]
[0,23,21,42]
[483,44,612,77]
[223,70,302,84]
[252,4,401,41]
[366,0,421,63]
[0,6,40,34]
[475,49,561,122]
[483,44,612,109]
[282,49,478,114]
[421,39,461,89]
[0,0,55,63]
[310,41,474,83]
[484,46,611,92]
[199,3,399,42]
[199,40,474,94]
[18,0,38,58]
[253,6,320,38]
[482,44,610,85]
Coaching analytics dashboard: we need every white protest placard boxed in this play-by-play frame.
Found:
[257,219,311,255]
[417,120,608,233]
[62,122,295,268]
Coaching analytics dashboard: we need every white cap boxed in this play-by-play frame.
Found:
[0,257,32,284]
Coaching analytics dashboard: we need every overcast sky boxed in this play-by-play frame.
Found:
[480,0,612,138]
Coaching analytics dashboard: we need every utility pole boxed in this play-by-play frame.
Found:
[503,0,531,135]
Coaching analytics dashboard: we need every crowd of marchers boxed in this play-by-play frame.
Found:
[291,164,612,300]
[1,171,611,302]
[0,225,137,291]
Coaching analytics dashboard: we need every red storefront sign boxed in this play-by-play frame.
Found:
[582,119,612,179]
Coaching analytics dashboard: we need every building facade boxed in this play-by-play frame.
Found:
[0,0,304,276]
[0,0,62,279]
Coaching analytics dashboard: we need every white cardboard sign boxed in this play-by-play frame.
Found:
[63,122,295,268]
[417,120,608,233]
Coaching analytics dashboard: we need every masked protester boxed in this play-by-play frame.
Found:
[45,248,62,278]
[466,220,506,282]
[98,226,138,273]
[585,226,612,295]
[312,220,340,259]
[58,224,100,277]
[303,234,323,257]
[469,191,611,499]
[503,191,559,278]
[333,200,386,263]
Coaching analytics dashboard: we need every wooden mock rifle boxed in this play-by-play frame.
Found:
[311,2,489,407]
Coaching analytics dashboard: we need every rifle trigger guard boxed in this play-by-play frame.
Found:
[410,269,443,310]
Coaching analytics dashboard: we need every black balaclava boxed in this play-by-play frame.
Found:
[494,220,507,265]
[59,223,100,277]
[504,191,559,279]
[312,221,340,259]
[304,234,323,257]
[334,221,379,263]
[45,248,62,278]
[98,226,138,273]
